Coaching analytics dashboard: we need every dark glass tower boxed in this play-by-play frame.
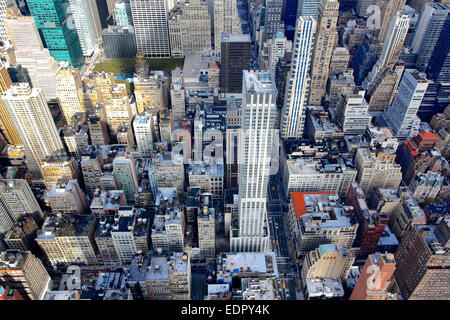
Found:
[283,0,298,40]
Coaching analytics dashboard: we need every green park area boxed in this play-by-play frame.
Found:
[93,57,184,76]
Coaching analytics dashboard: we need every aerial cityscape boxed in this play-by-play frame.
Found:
[0,0,449,302]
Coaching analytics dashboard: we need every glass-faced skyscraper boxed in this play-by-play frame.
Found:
[230,70,277,253]
[27,0,85,68]
[281,16,316,139]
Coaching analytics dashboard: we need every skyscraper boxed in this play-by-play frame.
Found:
[410,2,449,72]
[1,83,64,180]
[213,0,241,56]
[264,0,283,42]
[230,71,277,253]
[378,0,407,44]
[280,16,316,139]
[362,13,409,90]
[427,14,450,83]
[219,33,251,94]
[5,15,60,101]
[114,0,133,26]
[350,253,396,300]
[68,0,102,56]
[283,0,299,40]
[308,0,339,106]
[27,0,84,68]
[130,0,170,57]
[376,69,429,140]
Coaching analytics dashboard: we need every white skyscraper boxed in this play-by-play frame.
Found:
[376,69,429,140]
[130,0,170,57]
[133,113,154,158]
[5,16,60,101]
[362,13,409,90]
[68,0,102,56]
[1,83,64,180]
[230,71,277,253]
[213,0,240,56]
[280,16,316,139]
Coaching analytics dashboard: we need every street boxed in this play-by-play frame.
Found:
[267,174,304,300]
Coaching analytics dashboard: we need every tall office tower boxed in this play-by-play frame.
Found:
[378,0,406,44]
[213,0,240,56]
[1,83,64,180]
[168,0,211,57]
[5,16,60,101]
[350,253,396,300]
[0,61,21,145]
[56,66,84,125]
[113,155,138,201]
[410,3,449,72]
[376,69,429,140]
[133,113,154,158]
[230,71,277,253]
[27,0,84,68]
[308,0,339,106]
[0,250,51,300]
[283,0,299,40]
[130,0,170,57]
[68,0,102,57]
[427,15,450,83]
[297,0,321,18]
[114,0,133,26]
[0,179,43,233]
[198,205,216,260]
[280,16,315,139]
[264,0,283,42]
[362,13,409,90]
[394,222,450,300]
[171,67,186,123]
[219,33,251,94]
[102,25,137,59]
